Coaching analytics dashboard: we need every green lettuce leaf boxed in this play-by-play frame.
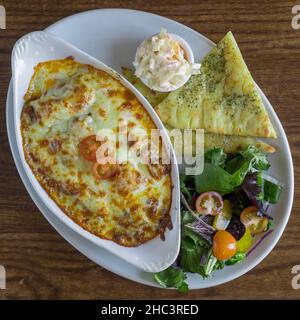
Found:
[204,147,227,167]
[195,163,235,195]
[263,179,283,204]
[225,252,246,265]
[180,237,208,275]
[154,267,189,292]
[195,146,271,195]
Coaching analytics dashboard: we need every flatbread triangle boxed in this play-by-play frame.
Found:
[122,67,276,154]
[155,31,277,138]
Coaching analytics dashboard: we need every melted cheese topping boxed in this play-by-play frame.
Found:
[21,57,172,247]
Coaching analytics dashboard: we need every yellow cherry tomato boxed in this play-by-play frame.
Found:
[240,206,269,235]
[213,200,232,230]
[222,200,232,219]
[213,230,237,260]
[213,214,230,230]
[236,227,252,253]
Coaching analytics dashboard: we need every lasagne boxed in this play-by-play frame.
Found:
[21,57,172,247]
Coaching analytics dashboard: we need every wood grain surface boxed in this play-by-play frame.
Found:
[0,0,300,300]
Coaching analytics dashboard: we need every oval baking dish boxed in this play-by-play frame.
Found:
[11,31,180,273]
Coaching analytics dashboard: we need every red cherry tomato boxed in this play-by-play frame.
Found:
[195,192,223,215]
[213,230,237,260]
[79,135,102,161]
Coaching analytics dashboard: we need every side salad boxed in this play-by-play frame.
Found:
[154,146,282,292]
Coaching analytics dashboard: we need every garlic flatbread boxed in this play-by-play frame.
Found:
[155,32,277,138]
[164,124,275,155]
[202,132,275,154]
[122,68,275,154]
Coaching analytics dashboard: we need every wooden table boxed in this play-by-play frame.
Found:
[0,0,299,299]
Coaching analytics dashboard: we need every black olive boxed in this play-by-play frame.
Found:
[226,216,246,241]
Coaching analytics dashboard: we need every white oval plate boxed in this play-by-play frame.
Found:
[7,8,294,289]
[11,30,180,273]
